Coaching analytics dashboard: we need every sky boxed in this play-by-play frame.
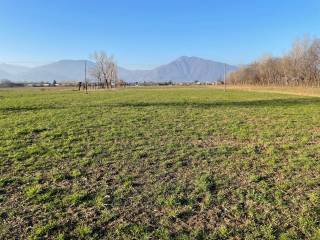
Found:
[1,0,320,69]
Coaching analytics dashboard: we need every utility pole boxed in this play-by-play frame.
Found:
[84,60,88,94]
[224,63,226,92]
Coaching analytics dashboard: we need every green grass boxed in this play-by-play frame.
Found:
[0,87,319,239]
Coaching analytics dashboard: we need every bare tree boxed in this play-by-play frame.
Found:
[227,35,320,87]
[90,51,118,89]
[106,57,118,88]
[90,61,103,88]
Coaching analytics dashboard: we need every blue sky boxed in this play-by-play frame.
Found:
[1,0,320,69]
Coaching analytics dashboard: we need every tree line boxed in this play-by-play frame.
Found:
[228,36,320,87]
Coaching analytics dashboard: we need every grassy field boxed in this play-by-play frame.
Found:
[0,87,319,239]
[214,85,320,97]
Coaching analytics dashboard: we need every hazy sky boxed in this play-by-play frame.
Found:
[1,0,320,69]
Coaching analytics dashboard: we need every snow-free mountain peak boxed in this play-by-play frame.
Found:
[0,57,237,83]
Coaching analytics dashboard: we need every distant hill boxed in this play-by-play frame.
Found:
[120,56,237,83]
[0,69,12,79]
[0,57,237,83]
[14,60,95,82]
[0,63,30,75]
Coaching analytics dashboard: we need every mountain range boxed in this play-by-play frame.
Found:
[0,56,237,83]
